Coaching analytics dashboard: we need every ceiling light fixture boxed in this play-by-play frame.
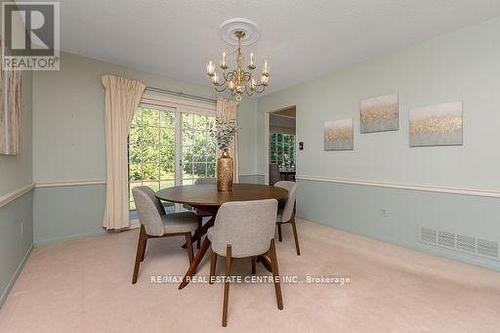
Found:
[206,19,270,101]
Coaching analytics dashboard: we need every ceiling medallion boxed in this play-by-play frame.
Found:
[206,18,270,101]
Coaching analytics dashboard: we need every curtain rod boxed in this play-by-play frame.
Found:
[145,86,217,104]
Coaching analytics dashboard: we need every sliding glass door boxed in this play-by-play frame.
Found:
[181,112,217,185]
[128,106,215,213]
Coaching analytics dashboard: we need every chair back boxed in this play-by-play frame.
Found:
[274,181,297,222]
[194,177,217,185]
[210,199,278,257]
[132,186,165,236]
[269,164,281,185]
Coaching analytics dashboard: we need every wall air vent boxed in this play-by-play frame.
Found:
[438,231,455,248]
[421,227,437,245]
[456,235,475,253]
[419,226,499,261]
[477,239,498,258]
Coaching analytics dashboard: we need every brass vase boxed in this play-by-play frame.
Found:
[217,150,233,192]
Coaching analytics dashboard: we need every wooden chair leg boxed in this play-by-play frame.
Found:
[209,250,217,284]
[290,218,301,256]
[269,239,283,310]
[185,233,194,264]
[196,216,203,249]
[251,256,256,275]
[277,223,283,242]
[132,225,147,284]
[222,245,232,327]
[140,226,148,262]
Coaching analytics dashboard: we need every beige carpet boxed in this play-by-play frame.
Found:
[1,219,500,332]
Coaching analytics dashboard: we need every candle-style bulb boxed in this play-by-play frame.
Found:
[220,51,227,69]
[206,60,214,76]
[212,71,219,84]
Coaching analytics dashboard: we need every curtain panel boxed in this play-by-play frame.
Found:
[216,96,239,182]
[102,75,146,230]
[0,37,22,156]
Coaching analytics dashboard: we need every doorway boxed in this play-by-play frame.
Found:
[264,106,296,185]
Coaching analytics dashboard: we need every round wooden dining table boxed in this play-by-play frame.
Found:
[156,183,288,289]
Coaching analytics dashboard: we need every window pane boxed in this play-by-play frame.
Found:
[131,108,142,126]
[182,146,193,163]
[194,163,207,177]
[182,113,193,132]
[142,108,160,127]
[193,133,207,162]
[183,162,194,178]
[128,127,142,164]
[129,163,142,181]
[143,181,160,192]
[160,127,175,163]
[141,126,160,163]
[160,180,175,190]
[207,144,216,162]
[160,162,175,180]
[207,162,216,177]
[160,111,175,128]
[143,163,160,181]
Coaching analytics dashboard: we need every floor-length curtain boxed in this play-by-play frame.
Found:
[0,36,22,155]
[102,75,146,230]
[216,96,239,182]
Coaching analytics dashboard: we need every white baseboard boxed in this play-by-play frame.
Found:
[0,245,33,309]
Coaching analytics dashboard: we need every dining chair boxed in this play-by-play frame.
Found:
[207,199,283,327]
[274,181,301,255]
[269,163,281,185]
[193,177,217,248]
[131,186,198,284]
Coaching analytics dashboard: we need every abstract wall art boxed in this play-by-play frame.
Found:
[360,94,399,133]
[409,101,463,147]
[324,118,354,151]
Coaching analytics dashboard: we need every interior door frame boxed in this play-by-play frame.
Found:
[263,105,296,185]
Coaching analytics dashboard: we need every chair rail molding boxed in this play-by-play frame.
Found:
[35,179,107,189]
[296,175,500,198]
[0,183,35,208]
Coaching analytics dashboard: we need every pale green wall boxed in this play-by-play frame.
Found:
[258,17,500,270]
[0,69,34,305]
[32,52,261,244]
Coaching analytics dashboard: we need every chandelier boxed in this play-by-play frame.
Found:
[206,30,270,101]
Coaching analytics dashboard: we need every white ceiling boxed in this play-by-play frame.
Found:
[43,0,500,94]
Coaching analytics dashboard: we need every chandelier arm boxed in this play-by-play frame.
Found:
[214,84,228,93]
[223,70,235,82]
[243,71,252,82]
[212,75,228,87]
[253,85,265,94]
[244,85,254,97]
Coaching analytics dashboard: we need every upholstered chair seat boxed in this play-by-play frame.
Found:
[131,186,198,284]
[162,212,199,234]
[276,209,284,223]
[207,199,283,326]
[274,181,301,255]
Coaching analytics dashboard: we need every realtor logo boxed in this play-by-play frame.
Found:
[2,2,60,70]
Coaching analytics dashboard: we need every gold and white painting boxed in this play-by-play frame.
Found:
[409,101,463,147]
[360,94,399,133]
[324,119,354,151]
